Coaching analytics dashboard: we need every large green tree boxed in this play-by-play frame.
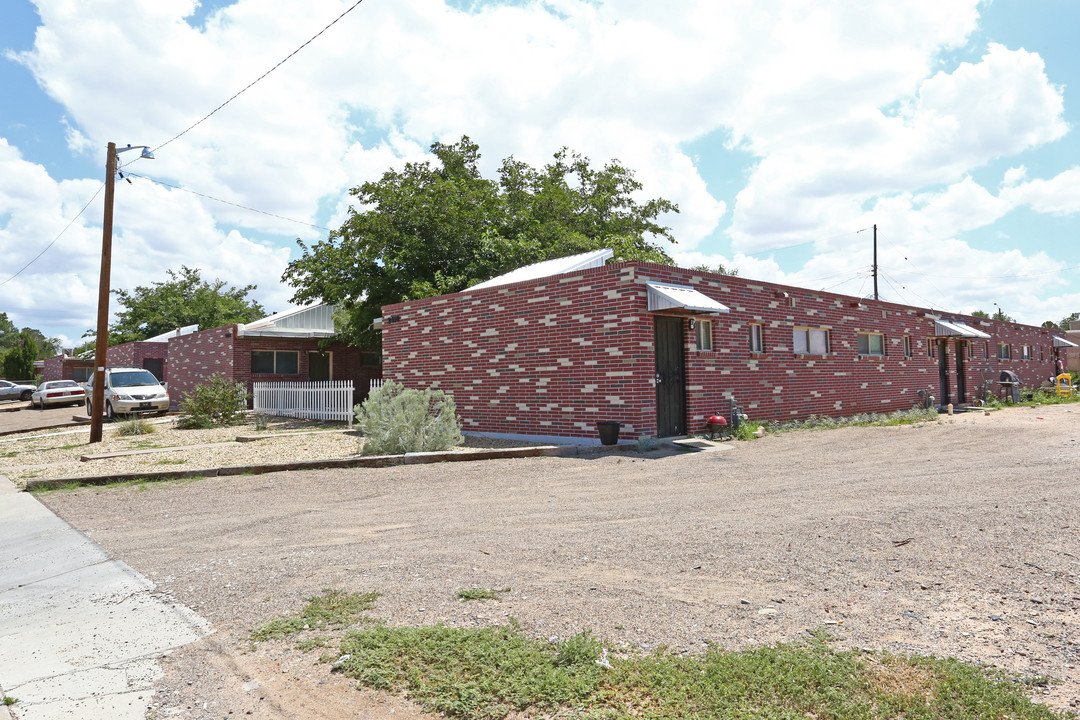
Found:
[283,136,679,348]
[1,330,38,380]
[0,312,60,359]
[99,266,266,344]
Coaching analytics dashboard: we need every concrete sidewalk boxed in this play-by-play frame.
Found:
[0,477,209,719]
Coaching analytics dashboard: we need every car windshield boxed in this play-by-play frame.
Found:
[110,370,160,388]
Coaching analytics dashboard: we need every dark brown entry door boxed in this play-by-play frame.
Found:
[308,352,331,381]
[955,341,967,404]
[937,339,949,405]
[142,357,164,381]
[654,316,686,437]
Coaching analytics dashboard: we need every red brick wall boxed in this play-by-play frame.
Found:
[43,355,94,382]
[166,325,236,407]
[382,262,1064,440]
[107,341,169,377]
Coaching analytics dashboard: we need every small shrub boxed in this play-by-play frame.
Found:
[252,413,272,431]
[116,417,154,436]
[355,381,463,455]
[176,374,249,429]
[636,435,660,452]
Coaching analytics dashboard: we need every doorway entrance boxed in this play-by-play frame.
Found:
[653,316,686,437]
[308,351,331,381]
[937,339,950,406]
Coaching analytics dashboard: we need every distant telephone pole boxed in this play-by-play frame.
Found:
[872,224,879,301]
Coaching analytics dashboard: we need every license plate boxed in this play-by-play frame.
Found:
[138,402,152,409]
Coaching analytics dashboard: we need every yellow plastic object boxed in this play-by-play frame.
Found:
[1056,373,1073,397]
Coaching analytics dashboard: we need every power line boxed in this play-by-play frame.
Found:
[0,183,106,287]
[878,268,950,310]
[876,230,952,305]
[151,0,367,155]
[125,172,331,231]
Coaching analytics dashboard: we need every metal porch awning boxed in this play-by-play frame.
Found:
[1053,336,1079,348]
[933,319,991,339]
[646,282,730,314]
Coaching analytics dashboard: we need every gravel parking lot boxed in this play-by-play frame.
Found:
[35,405,1080,718]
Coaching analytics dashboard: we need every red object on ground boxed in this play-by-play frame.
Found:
[707,414,727,426]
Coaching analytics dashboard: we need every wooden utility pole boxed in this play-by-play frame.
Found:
[89,142,118,444]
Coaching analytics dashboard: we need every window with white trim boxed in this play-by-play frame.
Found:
[793,327,830,355]
[750,324,763,353]
[1022,345,1031,360]
[695,319,713,351]
[857,332,885,356]
[251,350,300,374]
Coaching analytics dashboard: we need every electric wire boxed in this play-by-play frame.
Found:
[876,230,952,303]
[5,1,362,281]
[151,0,368,155]
[124,172,331,231]
[0,183,106,287]
[879,268,949,310]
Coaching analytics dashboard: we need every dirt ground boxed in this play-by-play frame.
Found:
[38,405,1080,718]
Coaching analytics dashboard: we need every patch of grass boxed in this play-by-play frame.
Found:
[251,589,379,642]
[116,417,155,436]
[765,406,940,434]
[154,458,187,465]
[330,625,1070,720]
[2,695,17,706]
[457,587,511,602]
[297,636,331,652]
[31,481,85,493]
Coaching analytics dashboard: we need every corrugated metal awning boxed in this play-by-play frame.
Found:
[1053,336,1079,348]
[933,319,991,339]
[646,282,729,314]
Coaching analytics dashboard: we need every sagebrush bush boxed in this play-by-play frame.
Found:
[116,417,155,436]
[355,381,463,455]
[176,373,250,429]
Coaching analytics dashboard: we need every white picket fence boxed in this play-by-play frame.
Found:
[252,381,355,426]
[369,378,384,393]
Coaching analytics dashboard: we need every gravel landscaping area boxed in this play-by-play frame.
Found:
[0,416,541,488]
[27,405,1080,718]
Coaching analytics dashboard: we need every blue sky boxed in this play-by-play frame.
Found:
[2,0,1079,347]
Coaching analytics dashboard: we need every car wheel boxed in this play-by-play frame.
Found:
[85,400,92,416]
[105,402,115,420]
[20,390,32,402]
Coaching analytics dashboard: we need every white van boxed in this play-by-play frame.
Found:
[85,367,170,419]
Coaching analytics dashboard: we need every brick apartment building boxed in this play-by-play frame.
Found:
[43,304,380,408]
[379,250,1078,442]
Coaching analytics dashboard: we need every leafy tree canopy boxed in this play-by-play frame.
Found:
[0,312,60,360]
[283,136,680,348]
[1,330,38,380]
[1043,312,1079,332]
[692,263,738,276]
[971,308,1014,322]
[97,266,266,344]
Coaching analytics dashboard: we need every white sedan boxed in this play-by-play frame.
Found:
[31,380,87,409]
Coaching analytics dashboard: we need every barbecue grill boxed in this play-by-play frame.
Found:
[999,370,1021,403]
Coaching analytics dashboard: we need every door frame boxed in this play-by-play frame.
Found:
[937,339,950,406]
[653,315,687,437]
